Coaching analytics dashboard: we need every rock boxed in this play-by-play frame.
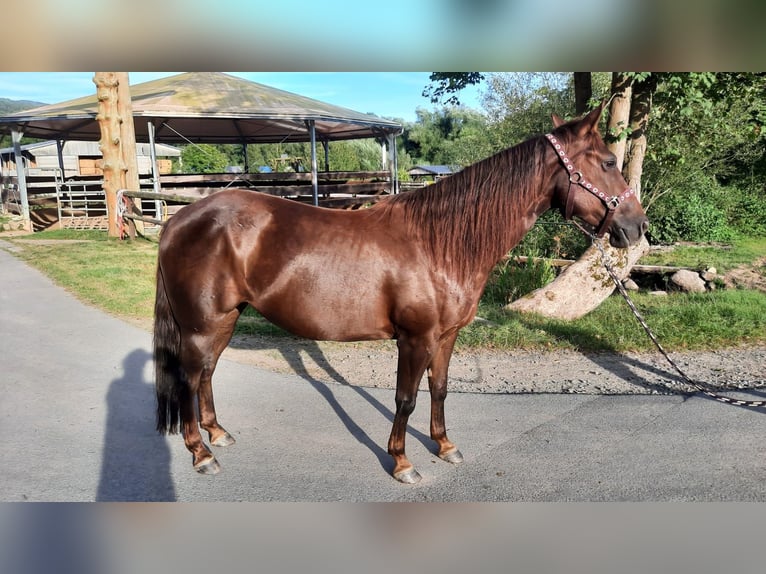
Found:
[649,290,668,296]
[700,267,717,281]
[622,278,640,291]
[670,269,706,293]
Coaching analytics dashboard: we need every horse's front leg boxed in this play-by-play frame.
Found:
[427,331,464,465]
[388,335,433,484]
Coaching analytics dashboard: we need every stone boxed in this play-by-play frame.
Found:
[622,278,640,291]
[670,269,707,293]
[700,267,717,282]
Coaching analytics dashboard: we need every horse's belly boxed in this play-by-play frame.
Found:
[256,294,394,342]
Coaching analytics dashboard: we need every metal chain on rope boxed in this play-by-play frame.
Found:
[582,225,766,408]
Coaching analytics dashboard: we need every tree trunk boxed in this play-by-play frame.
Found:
[506,236,649,319]
[94,72,123,238]
[116,72,143,237]
[505,73,651,321]
[94,72,140,238]
[573,73,592,115]
[624,76,654,202]
[605,73,633,172]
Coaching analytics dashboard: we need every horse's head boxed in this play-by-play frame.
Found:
[547,103,649,248]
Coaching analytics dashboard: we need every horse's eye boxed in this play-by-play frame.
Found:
[603,159,616,170]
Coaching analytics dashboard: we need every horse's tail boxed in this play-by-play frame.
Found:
[154,263,184,435]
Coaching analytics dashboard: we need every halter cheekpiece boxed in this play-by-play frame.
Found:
[545,133,635,238]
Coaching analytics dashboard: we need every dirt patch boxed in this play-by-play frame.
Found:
[222,333,766,398]
[723,257,766,293]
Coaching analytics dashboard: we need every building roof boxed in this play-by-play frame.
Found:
[408,165,454,176]
[0,72,402,144]
[0,140,180,157]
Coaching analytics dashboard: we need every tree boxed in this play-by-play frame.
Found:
[424,72,650,319]
[508,73,651,319]
[181,143,229,173]
[94,72,139,238]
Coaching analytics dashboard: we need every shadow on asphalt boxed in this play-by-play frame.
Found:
[230,336,438,475]
[97,349,177,501]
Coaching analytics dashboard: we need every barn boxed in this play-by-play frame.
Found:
[0,140,179,177]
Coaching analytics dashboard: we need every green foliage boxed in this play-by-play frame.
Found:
[327,139,382,171]
[401,107,491,167]
[641,72,766,242]
[647,173,735,244]
[422,73,485,106]
[180,143,229,173]
[482,255,556,306]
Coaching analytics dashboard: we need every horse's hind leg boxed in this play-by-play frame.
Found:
[181,312,240,474]
[197,312,241,448]
[427,332,464,465]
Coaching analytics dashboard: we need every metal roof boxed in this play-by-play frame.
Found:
[0,72,402,144]
[409,165,455,175]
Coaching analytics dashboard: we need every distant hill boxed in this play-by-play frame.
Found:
[0,97,47,115]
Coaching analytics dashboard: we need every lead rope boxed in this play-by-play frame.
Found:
[583,227,766,408]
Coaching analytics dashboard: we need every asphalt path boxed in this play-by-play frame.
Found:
[2,241,766,501]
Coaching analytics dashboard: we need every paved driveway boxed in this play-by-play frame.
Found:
[2,242,765,501]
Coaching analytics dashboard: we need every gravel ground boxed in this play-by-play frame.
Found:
[223,335,766,398]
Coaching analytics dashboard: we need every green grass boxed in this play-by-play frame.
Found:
[459,289,766,352]
[4,229,766,352]
[639,236,766,272]
[10,230,158,322]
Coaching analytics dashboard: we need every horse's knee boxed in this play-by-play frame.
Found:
[430,386,448,403]
[395,396,417,417]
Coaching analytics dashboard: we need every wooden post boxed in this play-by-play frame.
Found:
[116,72,143,237]
[94,72,141,238]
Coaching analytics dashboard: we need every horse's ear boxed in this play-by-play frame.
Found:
[551,113,566,128]
[576,100,607,136]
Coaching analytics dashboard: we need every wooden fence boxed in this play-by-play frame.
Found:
[2,170,403,232]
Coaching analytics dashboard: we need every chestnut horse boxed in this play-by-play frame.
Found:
[154,105,648,483]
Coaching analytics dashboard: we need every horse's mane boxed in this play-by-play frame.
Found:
[382,135,549,284]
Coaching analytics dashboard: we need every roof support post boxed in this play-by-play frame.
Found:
[11,129,30,228]
[306,120,318,206]
[386,133,398,194]
[148,121,163,220]
[55,140,65,175]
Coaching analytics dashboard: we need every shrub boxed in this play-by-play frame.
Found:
[647,174,736,244]
[482,254,556,305]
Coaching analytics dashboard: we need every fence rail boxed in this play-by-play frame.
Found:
[3,170,403,232]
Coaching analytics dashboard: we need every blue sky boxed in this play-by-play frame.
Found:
[0,72,484,124]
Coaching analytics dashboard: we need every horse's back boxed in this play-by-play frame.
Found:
[157,189,417,341]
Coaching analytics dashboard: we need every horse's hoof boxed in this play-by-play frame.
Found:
[194,457,221,475]
[211,432,236,447]
[439,448,464,465]
[393,467,422,484]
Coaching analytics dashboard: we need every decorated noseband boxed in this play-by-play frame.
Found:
[545,133,635,238]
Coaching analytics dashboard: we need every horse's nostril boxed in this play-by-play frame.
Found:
[641,219,649,235]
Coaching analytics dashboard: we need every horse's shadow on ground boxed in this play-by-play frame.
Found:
[228,336,436,475]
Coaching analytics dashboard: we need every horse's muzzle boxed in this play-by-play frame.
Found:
[609,216,649,248]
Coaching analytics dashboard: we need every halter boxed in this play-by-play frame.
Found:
[545,133,635,238]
